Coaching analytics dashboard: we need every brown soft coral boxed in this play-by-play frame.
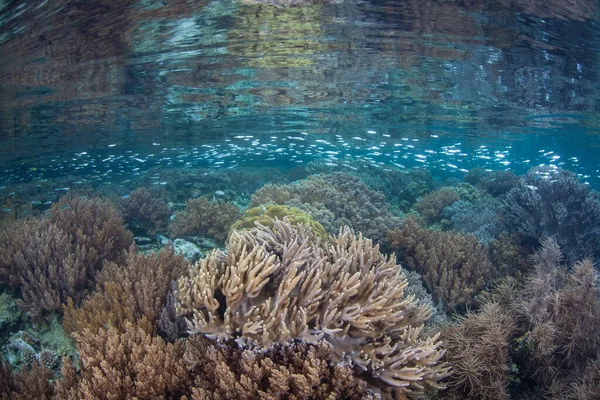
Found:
[414,187,460,223]
[388,217,491,311]
[63,245,188,335]
[0,196,133,320]
[168,197,241,242]
[175,218,450,399]
[442,302,517,400]
[185,335,375,400]
[54,322,189,400]
[120,187,171,235]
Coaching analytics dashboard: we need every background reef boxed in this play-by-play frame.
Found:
[0,161,599,400]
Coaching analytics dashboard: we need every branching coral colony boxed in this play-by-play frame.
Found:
[175,218,451,399]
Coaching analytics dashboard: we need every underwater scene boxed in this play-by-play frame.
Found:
[1,0,600,399]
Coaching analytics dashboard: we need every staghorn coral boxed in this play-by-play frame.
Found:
[175,218,450,399]
[502,165,600,264]
[441,301,517,400]
[54,322,189,400]
[168,196,241,242]
[249,172,402,244]
[120,187,171,235]
[63,245,188,336]
[388,217,491,311]
[185,335,375,399]
[414,187,460,224]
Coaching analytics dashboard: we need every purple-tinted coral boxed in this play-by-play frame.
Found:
[502,166,600,264]
[442,200,501,244]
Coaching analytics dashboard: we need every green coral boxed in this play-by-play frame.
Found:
[230,204,328,240]
[0,292,20,330]
[451,183,482,204]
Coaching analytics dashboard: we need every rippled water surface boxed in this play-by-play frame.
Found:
[1,0,599,186]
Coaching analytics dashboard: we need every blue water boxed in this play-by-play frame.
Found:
[2,1,600,399]
[1,0,599,189]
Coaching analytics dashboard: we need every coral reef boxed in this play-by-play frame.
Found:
[229,204,328,240]
[388,217,491,311]
[440,238,600,399]
[514,248,600,394]
[120,187,171,235]
[168,196,241,242]
[175,218,450,399]
[54,322,189,399]
[250,172,403,244]
[502,165,600,263]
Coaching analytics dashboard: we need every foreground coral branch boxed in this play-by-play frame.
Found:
[175,218,450,399]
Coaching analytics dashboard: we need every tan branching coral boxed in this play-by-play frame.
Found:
[0,359,54,400]
[388,217,491,311]
[175,218,450,399]
[185,335,375,399]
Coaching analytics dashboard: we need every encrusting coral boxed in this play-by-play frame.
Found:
[229,204,328,240]
[175,218,450,399]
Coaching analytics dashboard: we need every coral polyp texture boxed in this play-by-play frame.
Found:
[174,218,450,399]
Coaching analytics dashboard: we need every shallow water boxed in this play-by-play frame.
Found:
[2,2,600,398]
[1,0,599,188]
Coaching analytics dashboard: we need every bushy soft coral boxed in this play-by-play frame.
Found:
[502,166,600,264]
[388,217,492,311]
[120,187,171,235]
[168,197,241,242]
[250,172,402,244]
